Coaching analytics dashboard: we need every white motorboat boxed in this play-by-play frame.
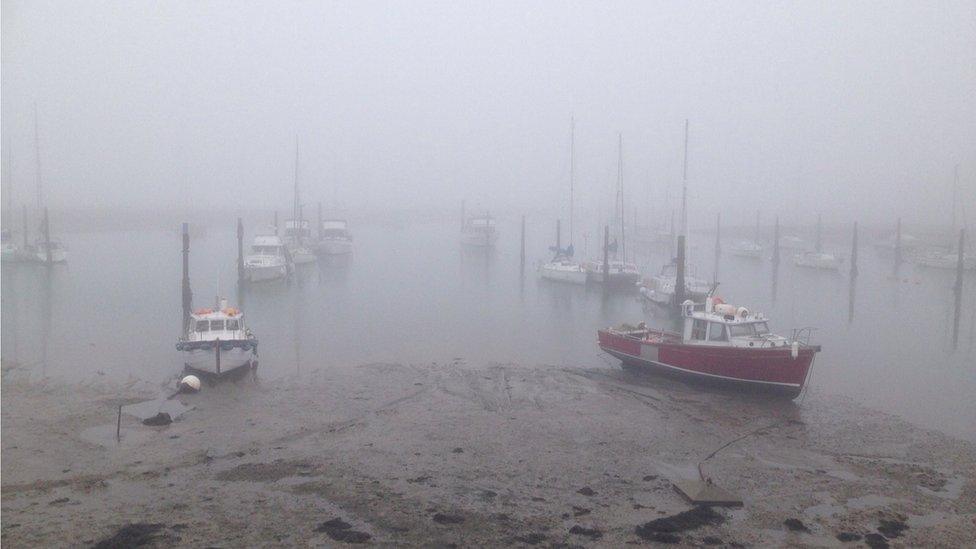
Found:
[638,261,711,306]
[793,251,843,270]
[315,219,353,255]
[177,298,258,379]
[461,214,498,247]
[243,231,291,282]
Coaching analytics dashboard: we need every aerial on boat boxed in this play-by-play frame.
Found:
[315,218,353,255]
[243,228,291,282]
[599,296,821,399]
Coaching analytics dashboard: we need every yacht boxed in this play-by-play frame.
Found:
[315,219,353,255]
[243,230,291,282]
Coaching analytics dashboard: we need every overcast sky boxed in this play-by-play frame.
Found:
[2,1,974,228]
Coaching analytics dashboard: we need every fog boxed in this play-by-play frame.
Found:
[4,3,976,547]
[3,1,975,225]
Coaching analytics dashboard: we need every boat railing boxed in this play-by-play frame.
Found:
[790,327,816,346]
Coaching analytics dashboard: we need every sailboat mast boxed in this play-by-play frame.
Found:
[618,133,625,262]
[680,119,689,238]
[570,116,575,248]
[951,164,959,248]
[755,210,760,243]
[294,137,300,243]
[33,103,43,210]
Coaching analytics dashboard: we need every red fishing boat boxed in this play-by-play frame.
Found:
[598,298,820,399]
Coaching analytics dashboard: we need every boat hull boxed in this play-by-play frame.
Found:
[540,265,587,284]
[315,238,353,255]
[244,263,288,282]
[586,270,641,287]
[290,249,318,264]
[183,346,257,378]
[598,329,817,399]
[461,231,499,247]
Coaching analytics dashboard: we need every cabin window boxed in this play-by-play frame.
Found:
[729,324,755,337]
[226,319,240,331]
[195,320,208,332]
[708,322,728,341]
[754,322,770,335]
[691,319,707,340]
[210,320,225,331]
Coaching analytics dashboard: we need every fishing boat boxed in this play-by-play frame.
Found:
[177,298,258,379]
[638,260,711,306]
[315,219,353,255]
[729,211,764,258]
[243,230,291,282]
[461,213,498,247]
[598,297,820,399]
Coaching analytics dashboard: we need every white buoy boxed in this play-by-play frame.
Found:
[180,375,201,393]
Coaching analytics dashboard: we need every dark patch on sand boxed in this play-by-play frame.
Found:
[702,535,723,545]
[577,486,596,496]
[91,523,164,548]
[877,519,908,539]
[314,518,371,544]
[569,525,603,539]
[572,506,591,517]
[513,532,547,545]
[864,532,889,549]
[635,506,724,540]
[784,518,810,532]
[432,513,465,525]
[142,413,172,426]
[214,460,314,482]
[837,531,862,542]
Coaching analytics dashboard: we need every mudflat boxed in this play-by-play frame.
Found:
[2,360,974,547]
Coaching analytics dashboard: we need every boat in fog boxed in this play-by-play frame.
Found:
[915,248,975,270]
[793,251,843,270]
[599,296,820,399]
[27,238,67,263]
[729,240,763,258]
[315,219,353,255]
[460,212,498,247]
[177,298,258,379]
[1,229,24,262]
[638,260,710,306]
[244,230,291,282]
[583,259,641,286]
[284,219,317,264]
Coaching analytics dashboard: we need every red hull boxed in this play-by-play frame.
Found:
[598,330,818,399]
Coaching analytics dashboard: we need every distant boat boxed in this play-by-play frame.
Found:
[779,235,806,250]
[915,249,975,270]
[730,211,763,259]
[599,296,820,399]
[639,260,710,307]
[284,219,317,264]
[792,214,840,270]
[584,259,641,286]
[315,219,353,255]
[177,297,258,379]
[1,229,24,262]
[589,133,640,286]
[27,238,67,264]
[540,119,586,284]
[243,229,291,282]
[461,212,498,247]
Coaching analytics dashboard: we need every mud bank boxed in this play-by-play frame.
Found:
[2,360,975,547]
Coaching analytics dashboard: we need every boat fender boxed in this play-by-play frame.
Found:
[737,307,749,317]
[791,341,799,359]
[180,375,201,393]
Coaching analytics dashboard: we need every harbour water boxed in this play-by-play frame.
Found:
[3,213,974,440]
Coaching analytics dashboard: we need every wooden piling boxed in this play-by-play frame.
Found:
[22,204,28,249]
[42,207,51,264]
[894,217,902,273]
[520,215,525,269]
[713,212,721,285]
[772,216,781,265]
[273,210,278,235]
[556,219,561,252]
[181,222,192,336]
[237,217,245,284]
[116,405,122,442]
[850,222,858,278]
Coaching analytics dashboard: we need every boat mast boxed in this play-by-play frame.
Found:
[617,132,625,262]
[294,136,300,245]
[951,164,959,250]
[755,210,760,244]
[33,103,43,210]
[569,116,575,249]
[815,213,823,253]
[680,119,689,239]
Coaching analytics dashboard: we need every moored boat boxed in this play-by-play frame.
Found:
[540,253,587,284]
[914,248,975,270]
[177,298,258,379]
[461,213,498,247]
[28,238,67,264]
[315,219,353,255]
[729,240,763,258]
[243,230,291,282]
[599,297,820,399]
[638,261,711,307]
[792,251,843,270]
[583,259,641,286]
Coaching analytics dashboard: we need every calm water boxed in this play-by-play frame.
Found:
[3,215,975,440]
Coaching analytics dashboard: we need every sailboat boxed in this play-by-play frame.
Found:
[915,166,974,270]
[24,106,67,265]
[286,139,317,265]
[638,120,709,307]
[540,117,587,284]
[584,133,640,286]
[730,211,763,258]
[793,214,842,270]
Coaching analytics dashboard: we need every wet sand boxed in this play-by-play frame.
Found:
[2,359,974,547]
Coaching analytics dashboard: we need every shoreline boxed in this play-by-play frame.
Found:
[2,359,975,547]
